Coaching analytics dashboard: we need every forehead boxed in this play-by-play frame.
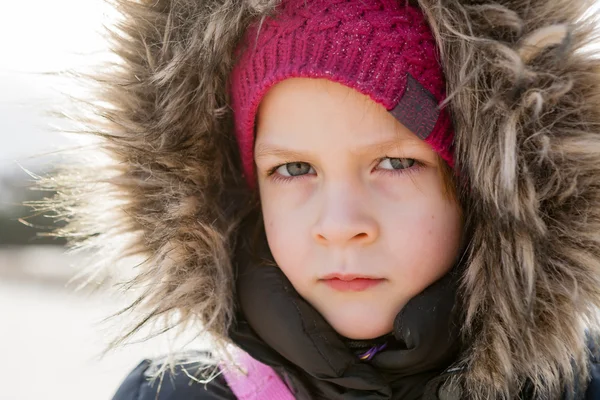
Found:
[255,78,427,149]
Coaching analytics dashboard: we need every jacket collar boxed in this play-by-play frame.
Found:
[230,245,464,399]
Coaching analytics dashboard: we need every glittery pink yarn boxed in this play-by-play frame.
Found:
[229,0,454,186]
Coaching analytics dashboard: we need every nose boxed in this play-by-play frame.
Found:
[311,182,379,246]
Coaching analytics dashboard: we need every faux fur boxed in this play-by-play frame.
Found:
[39,0,600,398]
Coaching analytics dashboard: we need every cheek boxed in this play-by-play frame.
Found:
[259,185,283,239]
[261,203,284,255]
[260,191,310,275]
[382,180,462,283]
[409,202,462,281]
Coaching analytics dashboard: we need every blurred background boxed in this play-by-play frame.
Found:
[0,1,183,399]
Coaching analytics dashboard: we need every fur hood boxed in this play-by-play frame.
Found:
[43,0,600,398]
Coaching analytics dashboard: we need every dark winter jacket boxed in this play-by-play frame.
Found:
[43,0,600,397]
[113,353,600,400]
[110,257,600,399]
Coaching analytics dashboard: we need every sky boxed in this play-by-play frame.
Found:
[0,0,113,175]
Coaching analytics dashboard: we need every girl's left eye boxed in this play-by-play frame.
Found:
[377,157,416,170]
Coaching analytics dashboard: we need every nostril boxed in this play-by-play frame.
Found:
[312,214,379,245]
[315,233,327,242]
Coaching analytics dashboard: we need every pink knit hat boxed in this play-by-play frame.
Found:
[229,0,454,186]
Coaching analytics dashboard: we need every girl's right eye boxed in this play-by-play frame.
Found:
[274,162,315,177]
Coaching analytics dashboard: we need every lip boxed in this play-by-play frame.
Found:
[320,274,385,292]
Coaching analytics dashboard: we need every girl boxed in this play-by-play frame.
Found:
[47,0,600,398]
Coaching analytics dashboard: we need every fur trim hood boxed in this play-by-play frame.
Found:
[43,0,600,398]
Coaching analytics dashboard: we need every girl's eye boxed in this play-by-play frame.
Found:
[377,157,416,170]
[275,162,314,177]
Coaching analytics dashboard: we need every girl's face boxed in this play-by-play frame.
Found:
[255,78,463,339]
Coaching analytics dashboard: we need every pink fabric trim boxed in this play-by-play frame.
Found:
[220,349,295,400]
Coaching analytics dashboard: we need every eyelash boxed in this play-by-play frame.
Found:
[265,156,424,184]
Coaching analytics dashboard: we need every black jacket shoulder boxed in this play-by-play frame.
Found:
[585,336,600,400]
[110,350,600,400]
[586,361,600,399]
[111,356,236,400]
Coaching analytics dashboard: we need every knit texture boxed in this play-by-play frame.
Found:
[229,0,454,186]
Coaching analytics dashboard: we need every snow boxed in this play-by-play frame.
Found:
[0,247,203,400]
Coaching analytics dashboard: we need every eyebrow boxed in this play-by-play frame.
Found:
[359,139,413,154]
[254,138,416,161]
[254,143,308,161]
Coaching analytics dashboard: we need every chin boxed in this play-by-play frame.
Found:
[324,310,395,339]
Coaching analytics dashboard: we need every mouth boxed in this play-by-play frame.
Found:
[319,273,385,292]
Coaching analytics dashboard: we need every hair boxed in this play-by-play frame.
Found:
[438,153,459,203]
